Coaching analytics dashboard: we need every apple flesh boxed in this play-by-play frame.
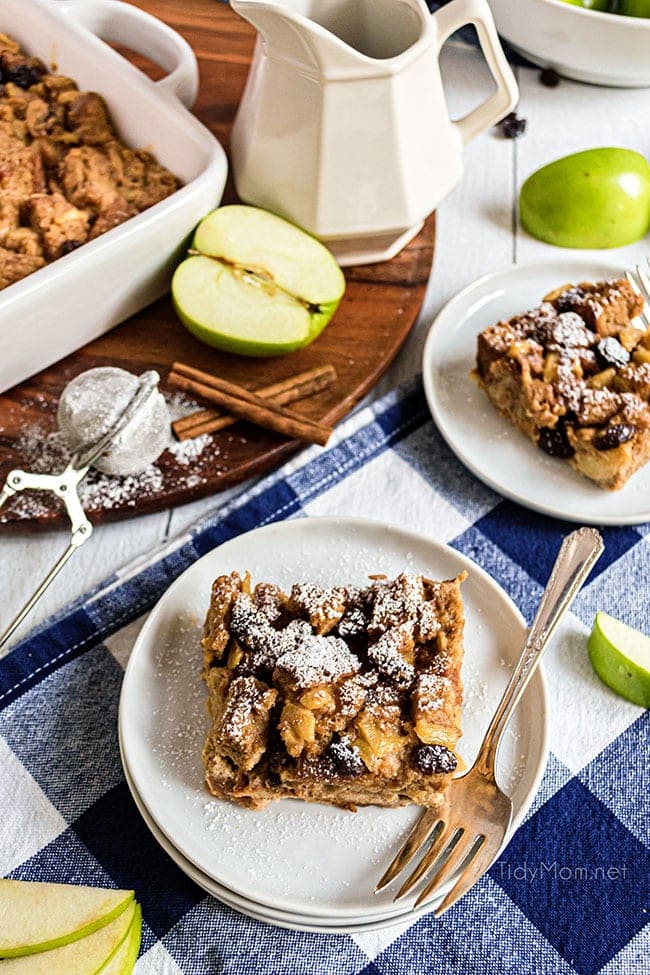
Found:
[519,148,650,248]
[0,880,134,958]
[172,205,346,356]
[0,900,136,974]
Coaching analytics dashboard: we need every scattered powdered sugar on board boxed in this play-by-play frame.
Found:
[0,390,219,521]
[168,433,213,466]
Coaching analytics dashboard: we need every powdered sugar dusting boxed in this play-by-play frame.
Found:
[275,635,361,689]
[0,389,218,523]
[415,672,452,713]
[370,573,424,633]
[367,624,415,688]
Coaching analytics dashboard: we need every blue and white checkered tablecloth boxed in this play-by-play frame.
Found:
[1,377,648,975]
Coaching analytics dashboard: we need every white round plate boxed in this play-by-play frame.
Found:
[422,258,650,525]
[119,517,548,921]
[121,746,425,933]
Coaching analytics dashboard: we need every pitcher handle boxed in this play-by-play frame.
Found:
[58,0,199,108]
[433,0,518,147]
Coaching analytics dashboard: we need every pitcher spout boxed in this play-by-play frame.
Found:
[230,0,428,75]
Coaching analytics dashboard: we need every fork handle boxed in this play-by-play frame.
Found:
[477,526,603,776]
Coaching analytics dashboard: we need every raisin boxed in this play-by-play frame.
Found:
[327,737,365,777]
[553,287,585,315]
[337,607,368,639]
[538,425,575,459]
[412,744,457,775]
[5,64,43,89]
[58,240,84,258]
[595,337,629,371]
[539,68,560,88]
[500,112,526,139]
[594,424,636,451]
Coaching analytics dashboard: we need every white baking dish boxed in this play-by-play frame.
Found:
[0,0,228,393]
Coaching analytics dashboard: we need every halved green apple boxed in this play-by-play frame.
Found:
[0,880,134,958]
[0,900,136,974]
[172,205,346,356]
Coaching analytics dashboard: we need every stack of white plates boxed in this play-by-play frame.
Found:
[119,519,548,932]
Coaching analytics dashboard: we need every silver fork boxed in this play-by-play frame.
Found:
[625,258,650,327]
[375,526,604,916]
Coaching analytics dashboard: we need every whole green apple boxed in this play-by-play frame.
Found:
[519,147,650,248]
[172,205,345,357]
[618,0,650,15]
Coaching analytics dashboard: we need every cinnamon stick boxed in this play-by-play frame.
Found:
[172,365,336,440]
[167,363,333,446]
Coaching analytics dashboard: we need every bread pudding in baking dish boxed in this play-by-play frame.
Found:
[0,31,179,290]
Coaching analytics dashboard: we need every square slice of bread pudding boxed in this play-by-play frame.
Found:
[474,277,650,490]
[200,571,465,810]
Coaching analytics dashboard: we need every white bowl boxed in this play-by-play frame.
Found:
[0,0,228,393]
[488,0,650,87]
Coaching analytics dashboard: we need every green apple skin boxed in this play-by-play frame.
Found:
[98,904,142,975]
[172,205,345,357]
[0,901,137,975]
[588,612,650,708]
[557,0,609,9]
[520,148,650,249]
[121,905,142,975]
[0,882,134,959]
[618,0,650,14]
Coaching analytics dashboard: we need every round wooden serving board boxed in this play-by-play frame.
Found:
[0,0,435,531]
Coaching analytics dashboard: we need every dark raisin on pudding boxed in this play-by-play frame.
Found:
[327,737,365,778]
[538,425,575,459]
[57,240,85,258]
[594,424,637,451]
[412,744,457,775]
[4,63,43,88]
[595,337,630,371]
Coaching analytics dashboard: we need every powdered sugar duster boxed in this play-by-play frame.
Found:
[57,367,171,475]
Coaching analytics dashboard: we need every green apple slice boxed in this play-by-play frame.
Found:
[0,900,136,974]
[172,205,345,356]
[0,880,134,958]
[588,612,650,707]
[98,904,141,975]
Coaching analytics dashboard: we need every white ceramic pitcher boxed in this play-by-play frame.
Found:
[230,0,518,265]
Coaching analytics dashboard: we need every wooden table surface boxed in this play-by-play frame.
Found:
[2,0,650,647]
